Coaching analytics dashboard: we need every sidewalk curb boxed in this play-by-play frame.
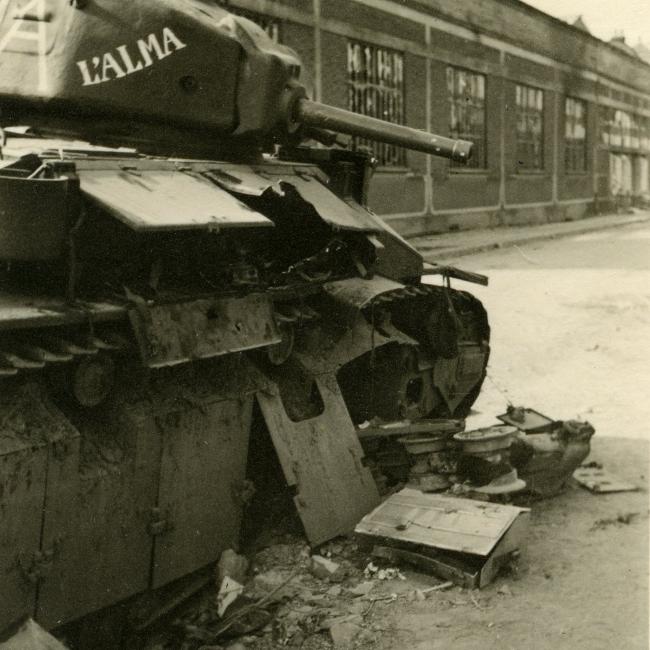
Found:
[414,214,650,260]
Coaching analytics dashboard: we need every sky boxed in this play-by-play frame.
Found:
[522,0,650,45]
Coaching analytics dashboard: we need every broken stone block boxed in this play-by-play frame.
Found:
[310,554,340,580]
[348,581,374,597]
[329,621,362,647]
[347,601,367,615]
[497,584,513,596]
[251,570,300,600]
[0,619,69,650]
[216,549,249,585]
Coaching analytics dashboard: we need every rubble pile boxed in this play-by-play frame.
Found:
[142,535,457,650]
[130,405,633,650]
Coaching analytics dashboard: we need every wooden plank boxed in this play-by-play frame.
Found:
[355,488,528,557]
[372,545,479,589]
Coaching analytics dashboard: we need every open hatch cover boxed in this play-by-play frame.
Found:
[79,169,273,232]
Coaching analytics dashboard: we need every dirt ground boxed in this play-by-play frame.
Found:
[367,437,648,650]
[366,221,650,650]
[448,221,650,439]
[329,222,650,649]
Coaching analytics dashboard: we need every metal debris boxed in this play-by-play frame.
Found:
[454,425,526,495]
[573,466,638,493]
[493,407,596,496]
[497,406,555,432]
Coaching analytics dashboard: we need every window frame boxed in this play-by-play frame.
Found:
[515,83,545,172]
[346,40,406,168]
[446,65,487,170]
[565,96,588,174]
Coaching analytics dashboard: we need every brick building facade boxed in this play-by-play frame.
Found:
[222,0,650,236]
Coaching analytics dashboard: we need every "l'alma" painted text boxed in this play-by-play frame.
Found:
[76,27,186,86]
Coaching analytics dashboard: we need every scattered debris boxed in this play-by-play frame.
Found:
[347,581,374,597]
[141,405,611,647]
[329,619,362,647]
[498,406,555,432]
[497,583,513,596]
[217,550,249,585]
[310,554,342,580]
[356,488,529,588]
[454,425,526,495]
[573,466,637,493]
[400,428,455,493]
[216,577,244,617]
[363,562,406,581]
[495,407,595,496]
[591,512,640,530]
[422,581,454,593]
[0,618,68,650]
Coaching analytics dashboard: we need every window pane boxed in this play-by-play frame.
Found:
[347,40,405,166]
[447,66,487,168]
[565,97,587,172]
[515,83,544,170]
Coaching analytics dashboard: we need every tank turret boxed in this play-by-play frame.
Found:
[0,0,471,161]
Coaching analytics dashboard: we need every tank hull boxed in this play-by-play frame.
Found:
[0,143,489,637]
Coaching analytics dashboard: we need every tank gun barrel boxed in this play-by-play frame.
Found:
[295,99,473,163]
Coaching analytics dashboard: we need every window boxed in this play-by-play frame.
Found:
[600,107,642,150]
[565,97,587,172]
[446,66,486,168]
[347,41,405,166]
[640,117,650,152]
[515,84,544,170]
[599,106,613,146]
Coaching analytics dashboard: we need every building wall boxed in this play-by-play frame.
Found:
[226,0,650,236]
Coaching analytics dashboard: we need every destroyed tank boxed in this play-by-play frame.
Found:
[0,0,490,642]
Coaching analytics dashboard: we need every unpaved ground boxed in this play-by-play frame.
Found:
[370,437,648,650]
[370,220,650,649]
[166,438,648,650]
[446,221,650,438]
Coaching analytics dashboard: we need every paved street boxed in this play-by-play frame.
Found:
[425,219,650,441]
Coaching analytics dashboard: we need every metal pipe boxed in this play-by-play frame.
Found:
[295,98,473,163]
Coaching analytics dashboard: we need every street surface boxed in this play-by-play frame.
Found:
[430,219,650,440]
[367,219,650,650]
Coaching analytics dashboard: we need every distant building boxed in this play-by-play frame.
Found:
[221,0,650,235]
[562,15,590,34]
[635,41,650,65]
